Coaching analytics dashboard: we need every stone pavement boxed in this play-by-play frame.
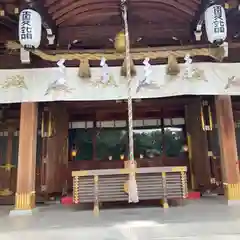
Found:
[1,197,240,239]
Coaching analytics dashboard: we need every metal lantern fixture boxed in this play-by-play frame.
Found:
[204,4,227,46]
[19,9,42,49]
[71,145,77,161]
[200,100,213,131]
[41,108,53,138]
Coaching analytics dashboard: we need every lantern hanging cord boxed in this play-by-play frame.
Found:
[121,0,139,203]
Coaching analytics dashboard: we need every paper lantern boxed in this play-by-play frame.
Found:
[19,9,42,49]
[204,5,227,45]
[71,149,77,157]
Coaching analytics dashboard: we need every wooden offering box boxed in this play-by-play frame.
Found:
[72,166,187,212]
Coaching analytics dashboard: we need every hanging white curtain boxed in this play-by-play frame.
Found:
[183,54,193,79]
[56,59,66,84]
[143,57,152,84]
[136,57,153,93]
[100,57,110,84]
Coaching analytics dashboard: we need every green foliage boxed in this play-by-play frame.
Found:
[133,129,162,156]
[74,129,93,160]
[72,127,184,161]
[96,129,126,160]
[164,129,184,157]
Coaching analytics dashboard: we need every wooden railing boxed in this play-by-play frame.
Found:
[72,166,187,214]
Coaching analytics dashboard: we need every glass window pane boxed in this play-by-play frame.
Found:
[96,129,127,160]
[164,127,185,157]
[70,129,93,160]
[133,128,163,158]
[0,136,7,165]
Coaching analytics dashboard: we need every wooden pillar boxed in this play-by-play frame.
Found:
[185,97,211,191]
[215,96,240,203]
[13,102,38,211]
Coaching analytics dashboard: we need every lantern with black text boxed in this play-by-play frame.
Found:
[19,9,42,49]
[204,5,227,45]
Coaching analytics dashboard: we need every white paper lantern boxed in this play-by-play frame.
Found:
[19,9,42,49]
[204,4,227,45]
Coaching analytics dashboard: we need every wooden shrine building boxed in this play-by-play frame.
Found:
[1,0,240,214]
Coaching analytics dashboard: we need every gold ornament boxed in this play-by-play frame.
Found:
[114,31,126,53]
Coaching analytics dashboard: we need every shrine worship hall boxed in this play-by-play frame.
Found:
[1,0,240,216]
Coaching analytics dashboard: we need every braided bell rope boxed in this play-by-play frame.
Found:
[122,1,139,203]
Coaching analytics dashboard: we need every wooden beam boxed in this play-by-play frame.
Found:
[31,42,240,54]
[2,45,240,69]
[0,53,213,69]
[63,97,193,110]
[70,110,184,121]
[58,23,191,46]
[0,16,17,30]
[0,27,16,42]
[0,54,54,69]
[3,40,240,69]
[2,40,222,65]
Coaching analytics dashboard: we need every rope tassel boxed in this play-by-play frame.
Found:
[120,57,136,77]
[166,54,180,76]
[121,0,139,203]
[78,59,91,78]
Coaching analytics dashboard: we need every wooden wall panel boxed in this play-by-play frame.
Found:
[44,103,69,194]
[185,98,211,190]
